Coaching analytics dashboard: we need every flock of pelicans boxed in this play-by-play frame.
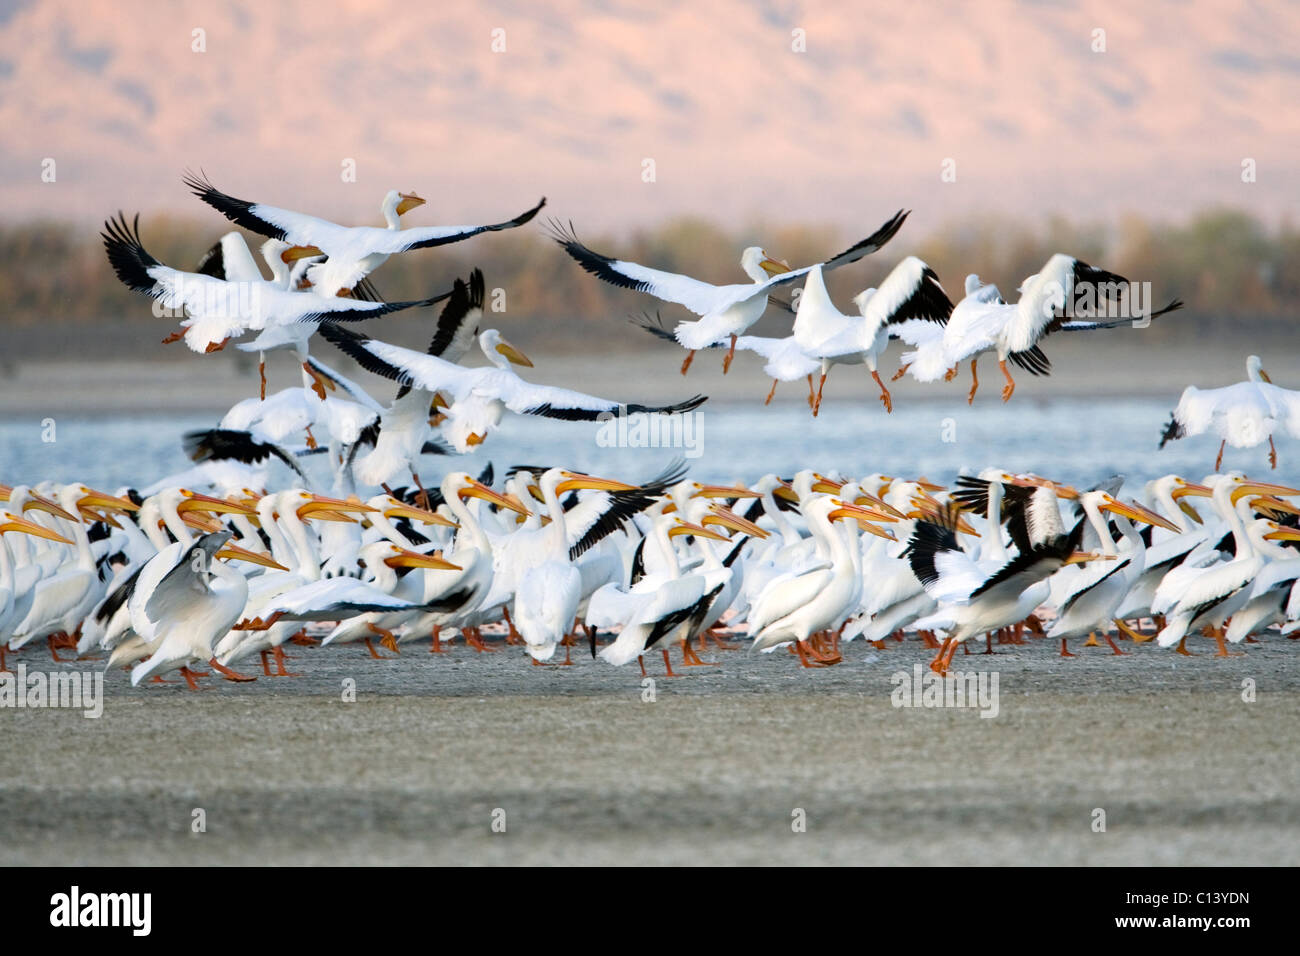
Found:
[2,469,1299,685]
[2,174,1298,688]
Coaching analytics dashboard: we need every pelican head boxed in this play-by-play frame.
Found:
[740,246,792,282]
[480,328,533,368]
[1247,354,1271,383]
[380,189,426,228]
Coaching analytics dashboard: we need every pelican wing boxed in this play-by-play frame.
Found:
[550,210,907,317]
[424,269,486,362]
[259,578,424,621]
[864,256,954,339]
[748,567,833,634]
[143,533,229,624]
[562,462,690,560]
[103,214,448,328]
[186,172,545,254]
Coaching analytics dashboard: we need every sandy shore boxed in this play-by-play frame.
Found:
[4,631,1298,865]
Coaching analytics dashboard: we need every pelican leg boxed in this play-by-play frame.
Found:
[984,632,995,655]
[918,629,942,650]
[638,657,648,678]
[0,644,7,674]
[465,627,498,653]
[813,371,828,416]
[1269,435,1278,470]
[362,636,384,659]
[998,359,1016,402]
[764,378,779,405]
[1059,637,1075,658]
[871,370,893,413]
[967,358,979,405]
[204,337,230,354]
[161,330,185,345]
[410,470,432,512]
[258,358,267,401]
[47,634,74,662]
[208,657,256,682]
[1082,632,1101,647]
[178,666,203,690]
[290,629,318,646]
[366,622,400,654]
[259,650,274,677]
[501,606,522,645]
[272,645,301,676]
[430,625,445,654]
[681,640,710,666]
[304,425,318,450]
[1175,636,1195,656]
[303,361,329,400]
[891,362,911,382]
[806,375,817,411]
[722,335,738,374]
[702,626,736,650]
[1208,627,1243,657]
[660,649,680,677]
[1101,631,1127,656]
[680,350,696,376]
[1215,440,1225,472]
[793,640,829,668]
[929,637,953,674]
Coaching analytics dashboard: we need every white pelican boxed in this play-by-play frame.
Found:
[550,210,908,374]
[1044,492,1178,656]
[731,257,953,414]
[1156,477,1300,655]
[896,257,1182,402]
[320,321,707,453]
[185,172,546,298]
[128,531,270,688]
[1225,517,1300,643]
[102,213,453,386]
[399,470,529,653]
[8,486,139,656]
[595,509,734,676]
[908,488,1099,675]
[0,515,75,672]
[748,497,895,666]
[1160,355,1300,470]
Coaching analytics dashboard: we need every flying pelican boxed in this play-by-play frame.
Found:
[727,257,953,414]
[549,210,908,374]
[184,171,545,298]
[1160,355,1299,470]
[896,257,1182,403]
[102,213,453,394]
[320,321,708,453]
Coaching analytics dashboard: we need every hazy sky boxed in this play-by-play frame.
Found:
[6,0,1298,236]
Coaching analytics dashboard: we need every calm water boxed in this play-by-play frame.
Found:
[0,398,1288,494]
